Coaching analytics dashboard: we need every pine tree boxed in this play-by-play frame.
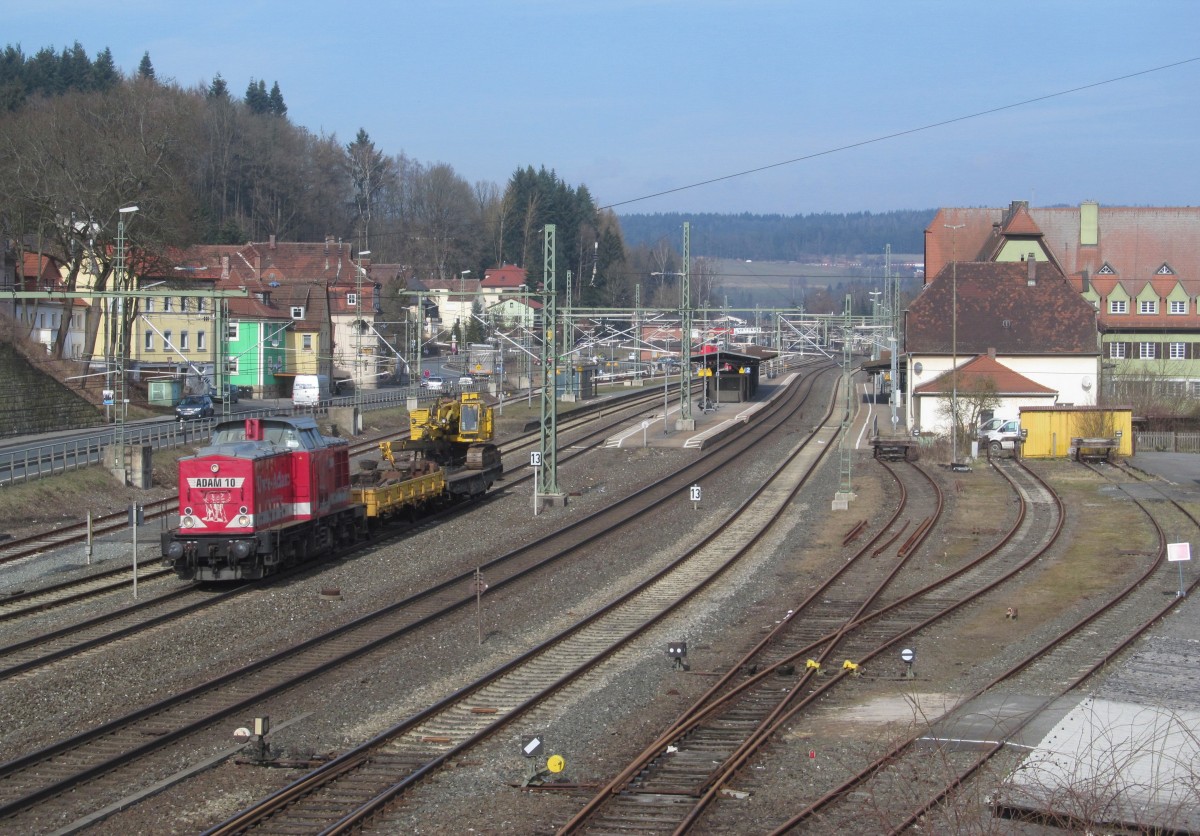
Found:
[244,78,269,114]
[267,81,286,116]
[92,47,119,91]
[137,51,155,80]
[207,73,229,100]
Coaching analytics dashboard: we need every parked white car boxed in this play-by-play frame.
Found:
[421,376,444,392]
[980,418,1020,452]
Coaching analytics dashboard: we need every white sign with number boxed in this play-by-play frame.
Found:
[530,451,541,468]
[690,485,702,502]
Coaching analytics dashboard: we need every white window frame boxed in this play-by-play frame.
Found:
[227,322,240,341]
[163,297,173,312]
[1109,342,1126,359]
[1109,299,1127,314]
[1170,300,1188,315]
[144,331,154,352]
[1139,299,1158,315]
[197,298,207,313]
[1139,342,1156,360]
[163,330,173,349]
[302,333,313,351]
[180,330,190,351]
[1170,342,1186,360]
[291,306,305,319]
[144,297,154,312]
[197,331,207,351]
[346,292,358,307]
[226,358,239,374]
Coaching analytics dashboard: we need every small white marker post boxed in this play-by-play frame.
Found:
[641,419,651,447]
[690,484,702,510]
[530,451,542,516]
[474,567,488,646]
[1168,542,1191,598]
[129,504,144,599]
[901,647,915,679]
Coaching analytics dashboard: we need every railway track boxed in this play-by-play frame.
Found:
[767,459,1199,834]
[0,366,834,832]
[559,456,1071,833]
[0,384,706,682]
[200,369,845,834]
[0,385,677,573]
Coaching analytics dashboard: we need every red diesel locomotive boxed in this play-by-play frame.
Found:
[162,416,367,581]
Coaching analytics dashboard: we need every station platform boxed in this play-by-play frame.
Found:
[602,373,800,450]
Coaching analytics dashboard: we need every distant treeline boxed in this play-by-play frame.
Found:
[617,210,936,260]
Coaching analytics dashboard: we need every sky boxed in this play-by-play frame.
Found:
[9,1,1200,216]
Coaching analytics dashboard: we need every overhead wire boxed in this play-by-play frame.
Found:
[597,57,1200,212]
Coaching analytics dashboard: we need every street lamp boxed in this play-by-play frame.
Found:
[944,223,965,465]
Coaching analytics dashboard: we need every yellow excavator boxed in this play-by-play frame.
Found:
[355,391,502,517]
[399,390,497,466]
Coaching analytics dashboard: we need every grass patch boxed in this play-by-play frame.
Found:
[0,444,198,533]
[958,462,1151,635]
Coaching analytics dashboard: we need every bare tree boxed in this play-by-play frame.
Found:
[0,81,199,364]
[938,373,1001,449]
[410,162,475,281]
[346,128,395,252]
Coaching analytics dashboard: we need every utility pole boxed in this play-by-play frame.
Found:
[563,270,574,399]
[112,205,138,482]
[945,223,965,466]
[538,225,566,508]
[677,222,695,431]
[354,249,370,433]
[835,293,855,508]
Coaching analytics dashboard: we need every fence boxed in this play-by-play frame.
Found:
[1134,432,1200,454]
[0,387,426,487]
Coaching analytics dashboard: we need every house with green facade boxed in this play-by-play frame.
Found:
[925,201,1200,408]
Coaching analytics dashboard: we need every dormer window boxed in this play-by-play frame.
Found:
[1097,263,1117,275]
[291,306,305,319]
[346,293,358,307]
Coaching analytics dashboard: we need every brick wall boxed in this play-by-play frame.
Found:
[0,317,102,438]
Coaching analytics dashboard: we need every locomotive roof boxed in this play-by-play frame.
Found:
[191,416,345,459]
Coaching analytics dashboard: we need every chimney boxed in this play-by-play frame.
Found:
[1080,201,1099,246]
[221,255,230,280]
[269,234,276,250]
[1027,255,1037,286]
[1081,269,1090,292]
[988,347,997,359]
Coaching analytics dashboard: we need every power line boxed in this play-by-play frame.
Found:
[599,56,1200,211]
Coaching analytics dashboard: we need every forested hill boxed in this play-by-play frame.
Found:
[617,210,936,260]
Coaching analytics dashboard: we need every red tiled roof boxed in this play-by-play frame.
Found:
[913,353,1056,396]
[422,278,482,293]
[926,203,1200,334]
[906,261,1098,356]
[18,251,67,291]
[482,265,528,288]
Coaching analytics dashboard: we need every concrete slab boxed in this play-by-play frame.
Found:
[1126,452,1200,493]
[997,696,1200,832]
[919,693,1079,753]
